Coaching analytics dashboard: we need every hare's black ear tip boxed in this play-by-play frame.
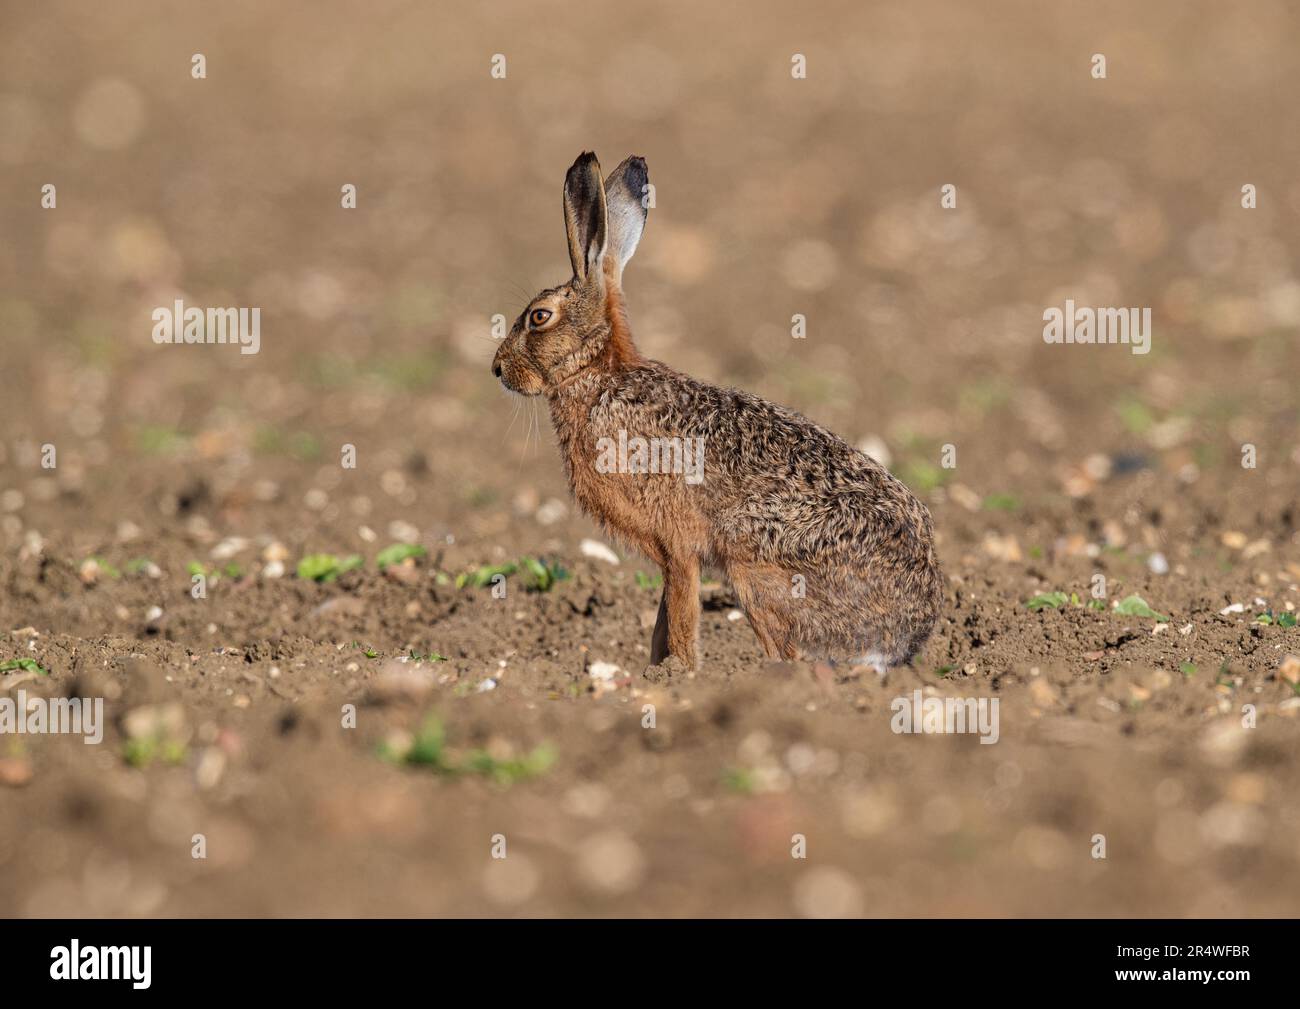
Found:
[624,155,649,190]
[571,150,600,171]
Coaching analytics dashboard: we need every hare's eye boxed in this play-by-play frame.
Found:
[529,308,553,327]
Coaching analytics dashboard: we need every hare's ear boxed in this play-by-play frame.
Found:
[603,155,648,287]
[563,152,607,285]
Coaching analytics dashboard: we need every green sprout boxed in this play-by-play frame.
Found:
[0,658,48,676]
[518,556,568,592]
[123,737,188,769]
[83,557,121,579]
[297,553,363,582]
[1026,591,1069,612]
[1113,594,1169,622]
[456,561,517,589]
[376,543,427,570]
[456,557,569,592]
[982,493,1020,511]
[380,717,555,785]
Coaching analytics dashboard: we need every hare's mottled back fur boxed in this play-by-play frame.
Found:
[493,152,943,670]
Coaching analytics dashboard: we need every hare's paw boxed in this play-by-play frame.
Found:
[642,654,690,683]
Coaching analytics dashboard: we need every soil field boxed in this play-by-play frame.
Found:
[2,0,1299,917]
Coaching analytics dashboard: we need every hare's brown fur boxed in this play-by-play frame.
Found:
[493,152,943,670]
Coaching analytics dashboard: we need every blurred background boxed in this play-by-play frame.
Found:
[3,0,1298,544]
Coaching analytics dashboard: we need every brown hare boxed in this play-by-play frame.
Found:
[492,152,943,673]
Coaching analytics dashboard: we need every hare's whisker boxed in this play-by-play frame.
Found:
[500,394,523,446]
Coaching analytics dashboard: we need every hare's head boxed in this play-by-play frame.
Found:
[492,152,648,396]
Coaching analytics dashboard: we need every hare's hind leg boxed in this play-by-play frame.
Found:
[728,562,801,661]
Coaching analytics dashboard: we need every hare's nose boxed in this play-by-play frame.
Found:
[492,362,503,378]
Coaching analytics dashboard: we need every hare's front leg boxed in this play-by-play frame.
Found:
[649,556,700,668]
[649,590,669,665]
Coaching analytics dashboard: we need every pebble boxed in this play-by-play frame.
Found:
[535,498,568,526]
[1243,539,1271,559]
[211,537,248,560]
[262,541,290,563]
[0,756,34,787]
[1279,655,1300,686]
[580,538,620,565]
[588,661,620,682]
[195,748,226,790]
[1147,552,1169,575]
[388,520,419,544]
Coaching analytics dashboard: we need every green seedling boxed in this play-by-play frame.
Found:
[519,556,568,592]
[1114,594,1169,622]
[84,557,121,579]
[380,716,555,786]
[456,557,569,592]
[297,553,363,582]
[982,493,1020,511]
[0,658,48,676]
[187,561,244,583]
[376,543,427,570]
[721,767,757,795]
[1026,591,1069,612]
[123,736,188,769]
[1179,662,1197,678]
[456,561,517,589]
